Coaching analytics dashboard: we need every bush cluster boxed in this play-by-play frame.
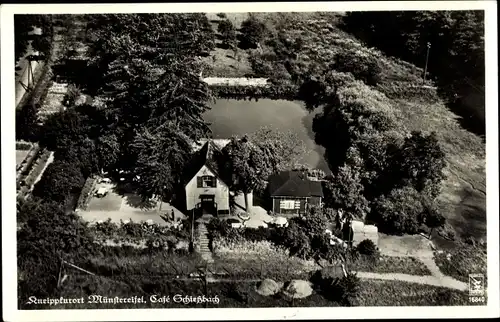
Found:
[356,239,378,256]
[310,268,361,306]
[332,50,382,86]
[210,84,299,101]
[91,218,191,241]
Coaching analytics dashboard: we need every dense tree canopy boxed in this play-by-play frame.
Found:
[217,19,238,49]
[17,198,96,305]
[239,15,267,49]
[342,10,485,134]
[247,126,309,171]
[14,14,53,63]
[129,125,193,200]
[36,13,216,201]
[219,136,282,211]
[32,160,85,203]
[323,165,370,221]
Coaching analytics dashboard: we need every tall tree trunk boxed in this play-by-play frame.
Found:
[244,192,249,214]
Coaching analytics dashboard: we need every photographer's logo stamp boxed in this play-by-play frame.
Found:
[469,274,484,296]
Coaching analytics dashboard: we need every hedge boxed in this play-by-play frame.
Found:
[17,23,56,110]
[16,142,33,151]
[76,176,97,211]
[23,149,52,188]
[17,145,40,176]
[210,83,299,101]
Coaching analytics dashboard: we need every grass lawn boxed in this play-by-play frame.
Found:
[201,47,254,78]
[354,279,483,306]
[201,13,255,78]
[349,255,432,276]
[434,244,487,283]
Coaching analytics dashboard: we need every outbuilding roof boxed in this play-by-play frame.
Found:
[268,170,324,198]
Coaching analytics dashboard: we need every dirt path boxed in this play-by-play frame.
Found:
[373,234,468,291]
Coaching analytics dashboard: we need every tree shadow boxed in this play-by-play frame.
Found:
[111,181,135,196]
[447,186,486,240]
[125,194,157,211]
[300,111,331,174]
[446,99,485,139]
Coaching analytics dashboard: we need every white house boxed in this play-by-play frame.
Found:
[184,139,232,216]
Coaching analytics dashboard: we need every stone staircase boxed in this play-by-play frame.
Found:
[197,221,214,263]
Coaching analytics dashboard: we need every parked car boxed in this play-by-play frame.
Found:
[95,187,108,198]
[99,178,112,184]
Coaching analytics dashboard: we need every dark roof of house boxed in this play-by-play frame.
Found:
[183,140,228,186]
[268,170,324,198]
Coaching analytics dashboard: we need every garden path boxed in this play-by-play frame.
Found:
[367,233,468,291]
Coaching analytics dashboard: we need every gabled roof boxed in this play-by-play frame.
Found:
[268,170,324,198]
[183,139,229,186]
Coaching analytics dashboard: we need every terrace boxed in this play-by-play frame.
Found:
[77,179,187,227]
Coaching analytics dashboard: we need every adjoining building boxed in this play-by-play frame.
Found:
[267,170,324,217]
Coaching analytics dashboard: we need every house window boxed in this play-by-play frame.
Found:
[197,175,216,188]
[279,199,300,210]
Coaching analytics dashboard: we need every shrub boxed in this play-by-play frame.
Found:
[333,50,382,86]
[227,283,249,303]
[334,271,361,306]
[240,15,267,48]
[356,239,377,256]
[370,186,425,235]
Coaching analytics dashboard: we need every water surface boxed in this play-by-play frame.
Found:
[204,99,329,173]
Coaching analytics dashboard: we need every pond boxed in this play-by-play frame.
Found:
[204,98,330,173]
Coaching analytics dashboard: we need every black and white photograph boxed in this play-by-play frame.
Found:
[1,1,498,321]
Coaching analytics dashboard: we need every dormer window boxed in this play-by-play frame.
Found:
[197,175,216,188]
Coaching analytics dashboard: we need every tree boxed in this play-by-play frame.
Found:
[217,19,237,49]
[282,219,311,259]
[219,136,280,213]
[32,160,85,203]
[394,131,446,198]
[247,126,309,171]
[240,15,267,49]
[323,164,370,221]
[39,109,92,152]
[334,271,361,306]
[370,186,425,235]
[422,200,446,239]
[17,198,96,306]
[96,133,120,172]
[16,103,40,141]
[129,125,192,200]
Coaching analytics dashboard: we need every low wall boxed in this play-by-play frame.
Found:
[351,220,379,247]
